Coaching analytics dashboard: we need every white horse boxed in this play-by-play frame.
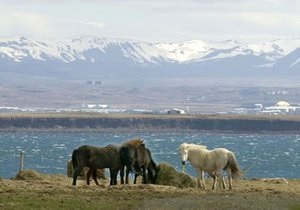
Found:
[179,143,242,190]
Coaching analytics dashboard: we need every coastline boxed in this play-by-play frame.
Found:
[1,112,300,133]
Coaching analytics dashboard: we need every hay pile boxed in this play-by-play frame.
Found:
[13,170,45,181]
[67,160,106,180]
[155,162,196,188]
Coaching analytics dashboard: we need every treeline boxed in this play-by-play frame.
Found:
[1,113,300,133]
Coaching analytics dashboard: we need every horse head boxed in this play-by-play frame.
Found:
[147,159,158,184]
[179,143,189,166]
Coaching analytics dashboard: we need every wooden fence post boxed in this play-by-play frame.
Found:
[19,151,25,172]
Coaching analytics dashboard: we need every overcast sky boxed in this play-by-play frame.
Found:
[0,0,300,43]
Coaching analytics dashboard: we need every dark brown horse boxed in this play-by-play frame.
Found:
[120,142,157,184]
[72,144,121,186]
[86,138,144,186]
[132,145,157,184]
[119,138,144,184]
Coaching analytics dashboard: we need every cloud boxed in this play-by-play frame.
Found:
[0,0,299,42]
[75,21,105,29]
[0,10,106,38]
[0,12,53,37]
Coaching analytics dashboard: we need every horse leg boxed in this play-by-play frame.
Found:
[116,168,121,185]
[109,169,113,185]
[222,177,226,189]
[142,166,147,184]
[86,168,92,185]
[210,173,217,190]
[92,169,100,185]
[195,168,201,188]
[215,170,223,190]
[213,173,225,189]
[113,169,119,185]
[125,167,130,184]
[196,168,205,189]
[222,176,226,189]
[211,171,220,190]
[109,169,118,185]
[133,173,138,184]
[120,165,125,184]
[227,168,233,190]
[72,167,83,186]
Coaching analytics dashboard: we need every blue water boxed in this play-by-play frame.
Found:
[0,132,299,179]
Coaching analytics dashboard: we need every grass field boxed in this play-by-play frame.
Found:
[0,170,299,210]
[1,111,300,120]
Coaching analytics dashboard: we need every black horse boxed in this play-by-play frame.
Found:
[120,143,157,184]
[72,144,121,186]
[119,139,143,184]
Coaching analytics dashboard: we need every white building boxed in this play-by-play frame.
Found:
[167,108,186,115]
[82,104,109,109]
[264,101,299,114]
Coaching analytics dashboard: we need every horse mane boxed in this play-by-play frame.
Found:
[181,143,207,150]
[123,138,144,146]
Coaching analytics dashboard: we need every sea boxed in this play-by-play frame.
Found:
[0,132,299,179]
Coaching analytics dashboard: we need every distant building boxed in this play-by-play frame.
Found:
[86,80,102,85]
[167,108,186,115]
[233,100,300,115]
[95,81,102,85]
[254,104,263,110]
[87,104,97,108]
[82,104,108,109]
[263,101,299,114]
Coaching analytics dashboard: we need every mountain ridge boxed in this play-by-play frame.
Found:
[1,36,300,83]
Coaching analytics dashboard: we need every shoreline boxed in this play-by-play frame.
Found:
[1,112,300,133]
[1,127,300,134]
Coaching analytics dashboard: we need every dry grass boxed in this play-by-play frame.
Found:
[0,170,299,210]
[1,112,300,121]
[156,163,196,188]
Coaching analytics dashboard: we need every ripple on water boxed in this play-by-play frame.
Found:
[0,132,299,179]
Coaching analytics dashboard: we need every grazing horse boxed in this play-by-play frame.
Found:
[119,138,144,184]
[72,144,121,186]
[86,138,144,186]
[132,145,157,184]
[179,143,242,190]
[120,142,157,184]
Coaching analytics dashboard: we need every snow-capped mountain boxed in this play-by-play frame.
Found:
[0,36,300,82]
[0,36,168,64]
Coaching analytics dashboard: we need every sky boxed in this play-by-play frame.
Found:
[0,0,300,43]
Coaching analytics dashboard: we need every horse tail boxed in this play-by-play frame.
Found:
[119,146,136,173]
[72,149,78,170]
[145,148,157,183]
[227,152,243,179]
[150,158,156,169]
[148,149,156,169]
